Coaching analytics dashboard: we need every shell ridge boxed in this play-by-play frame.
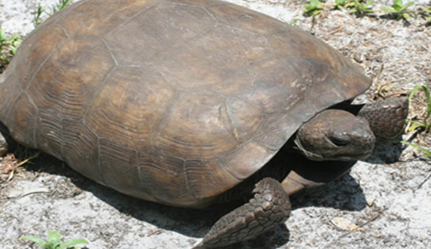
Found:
[82,67,119,122]
[22,34,70,92]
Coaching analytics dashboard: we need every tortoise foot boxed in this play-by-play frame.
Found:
[358,97,409,139]
[193,178,291,249]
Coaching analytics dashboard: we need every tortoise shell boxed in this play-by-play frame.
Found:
[0,0,370,208]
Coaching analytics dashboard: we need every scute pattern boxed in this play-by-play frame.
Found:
[157,25,272,90]
[220,141,271,180]
[14,24,69,89]
[104,3,216,66]
[28,38,115,119]
[206,4,287,35]
[36,111,63,159]
[154,93,239,160]
[138,150,193,205]
[62,119,102,184]
[56,0,158,37]
[185,159,238,200]
[0,0,371,208]
[85,67,175,150]
[6,92,38,148]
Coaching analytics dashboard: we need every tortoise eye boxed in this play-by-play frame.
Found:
[329,134,350,146]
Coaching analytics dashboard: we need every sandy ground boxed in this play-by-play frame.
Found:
[1,0,430,248]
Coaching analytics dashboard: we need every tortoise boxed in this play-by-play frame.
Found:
[0,0,408,248]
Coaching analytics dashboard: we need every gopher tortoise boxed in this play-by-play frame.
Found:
[0,0,408,248]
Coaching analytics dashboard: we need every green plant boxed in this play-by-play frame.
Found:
[421,6,431,23]
[0,30,22,66]
[401,84,431,158]
[33,4,45,27]
[349,0,375,15]
[48,0,72,15]
[303,0,325,16]
[21,231,88,249]
[407,84,431,133]
[334,0,358,10]
[334,0,347,9]
[380,0,415,20]
[400,140,431,157]
[33,0,72,27]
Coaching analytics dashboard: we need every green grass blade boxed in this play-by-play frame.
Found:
[400,141,431,157]
[403,1,414,10]
[381,6,395,13]
[409,84,431,118]
[409,85,422,101]
[423,86,431,118]
[58,239,89,249]
[20,236,48,247]
[47,231,62,247]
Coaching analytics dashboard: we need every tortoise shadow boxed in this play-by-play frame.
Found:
[24,152,367,241]
[19,133,407,248]
[365,138,405,164]
[23,153,291,248]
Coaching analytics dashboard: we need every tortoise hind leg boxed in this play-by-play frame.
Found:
[358,97,409,139]
[193,178,291,249]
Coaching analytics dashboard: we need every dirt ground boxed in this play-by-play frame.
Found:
[1,0,430,249]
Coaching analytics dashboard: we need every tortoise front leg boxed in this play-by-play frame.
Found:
[193,178,291,249]
[358,97,409,139]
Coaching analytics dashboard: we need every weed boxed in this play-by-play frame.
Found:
[32,0,73,27]
[21,231,88,249]
[400,141,431,157]
[48,0,72,15]
[381,0,416,20]
[334,0,353,10]
[33,4,45,27]
[0,30,22,67]
[407,84,431,132]
[303,0,325,16]
[420,6,431,23]
[403,84,431,158]
[349,0,375,16]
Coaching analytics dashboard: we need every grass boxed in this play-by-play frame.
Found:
[303,0,326,16]
[304,0,431,24]
[0,30,22,67]
[48,0,72,15]
[0,0,72,70]
[403,84,431,158]
[420,6,431,23]
[34,0,73,27]
[349,0,375,16]
[21,231,88,249]
[380,0,415,20]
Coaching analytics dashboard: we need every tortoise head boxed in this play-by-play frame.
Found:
[294,109,376,161]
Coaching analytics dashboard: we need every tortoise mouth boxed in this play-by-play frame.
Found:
[319,150,373,161]
[300,147,374,161]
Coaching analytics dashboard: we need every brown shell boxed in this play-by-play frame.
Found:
[0,0,370,208]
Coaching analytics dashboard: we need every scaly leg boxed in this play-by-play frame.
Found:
[358,97,409,139]
[193,178,291,249]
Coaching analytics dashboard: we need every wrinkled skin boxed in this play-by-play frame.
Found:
[295,109,376,161]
